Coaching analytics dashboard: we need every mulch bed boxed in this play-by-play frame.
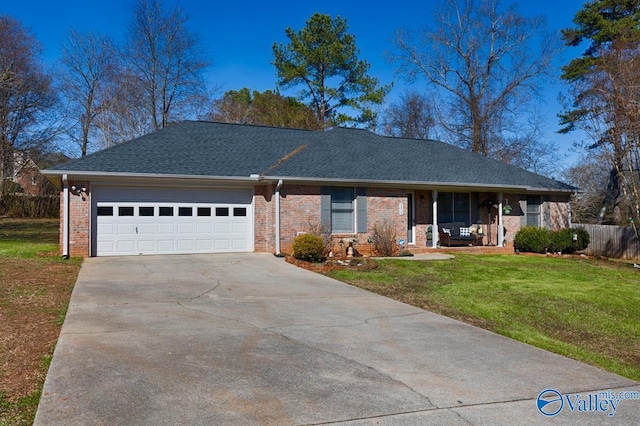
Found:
[285,255,378,272]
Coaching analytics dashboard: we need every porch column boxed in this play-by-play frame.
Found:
[432,190,438,248]
[497,192,504,247]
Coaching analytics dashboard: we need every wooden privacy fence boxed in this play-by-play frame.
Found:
[572,224,640,260]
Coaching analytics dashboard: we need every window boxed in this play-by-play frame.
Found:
[118,206,134,216]
[234,207,247,217]
[139,207,154,216]
[159,207,174,216]
[97,206,113,216]
[437,192,469,224]
[216,207,229,217]
[197,207,211,217]
[322,187,366,233]
[331,187,355,233]
[178,207,193,217]
[526,196,542,226]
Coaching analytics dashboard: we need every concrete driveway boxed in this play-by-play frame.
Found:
[35,254,639,425]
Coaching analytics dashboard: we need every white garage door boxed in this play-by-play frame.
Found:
[93,186,253,256]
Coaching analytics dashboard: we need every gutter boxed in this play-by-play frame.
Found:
[41,170,264,183]
[275,179,283,256]
[262,175,575,194]
[62,174,69,259]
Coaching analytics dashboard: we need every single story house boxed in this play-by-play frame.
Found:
[42,121,576,257]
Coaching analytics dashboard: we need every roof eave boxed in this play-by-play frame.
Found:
[263,175,575,193]
[40,170,264,186]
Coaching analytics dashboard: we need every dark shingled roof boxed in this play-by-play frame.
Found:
[46,120,575,192]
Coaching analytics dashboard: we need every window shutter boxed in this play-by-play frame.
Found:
[356,187,367,233]
[321,186,331,231]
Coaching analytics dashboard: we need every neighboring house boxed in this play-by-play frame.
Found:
[5,154,53,196]
[42,121,576,257]
[13,157,44,195]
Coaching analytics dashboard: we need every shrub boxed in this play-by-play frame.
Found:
[369,220,398,257]
[514,226,550,253]
[572,227,590,251]
[515,227,591,254]
[307,221,332,256]
[292,233,325,262]
[549,228,574,253]
[550,227,591,254]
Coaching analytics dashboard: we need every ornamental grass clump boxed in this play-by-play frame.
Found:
[369,220,398,257]
[292,233,325,262]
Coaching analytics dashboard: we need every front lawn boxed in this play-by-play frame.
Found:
[325,254,640,381]
[0,218,81,426]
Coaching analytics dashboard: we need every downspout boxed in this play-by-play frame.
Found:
[497,192,504,247]
[275,179,283,256]
[62,174,70,259]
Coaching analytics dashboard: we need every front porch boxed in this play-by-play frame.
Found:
[407,243,515,256]
[409,189,525,250]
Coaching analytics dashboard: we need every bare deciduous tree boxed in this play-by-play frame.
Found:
[390,0,559,161]
[59,29,117,156]
[563,153,611,224]
[124,0,209,131]
[562,42,640,227]
[0,15,57,183]
[381,91,435,140]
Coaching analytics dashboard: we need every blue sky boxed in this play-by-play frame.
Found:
[2,0,588,168]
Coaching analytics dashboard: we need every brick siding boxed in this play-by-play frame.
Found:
[59,180,90,257]
[59,180,571,257]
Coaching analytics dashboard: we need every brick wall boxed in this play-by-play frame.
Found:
[549,195,570,230]
[274,185,409,255]
[59,180,90,257]
[278,184,322,254]
[254,184,274,253]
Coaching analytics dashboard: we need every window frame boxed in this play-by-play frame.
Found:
[437,192,470,225]
[526,195,542,227]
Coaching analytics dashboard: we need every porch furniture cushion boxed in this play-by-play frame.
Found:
[438,222,474,246]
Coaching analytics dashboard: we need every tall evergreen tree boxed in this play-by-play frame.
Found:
[272,13,390,129]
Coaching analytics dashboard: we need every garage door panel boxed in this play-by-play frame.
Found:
[117,223,136,235]
[177,223,194,234]
[97,223,115,235]
[116,240,135,253]
[138,240,156,252]
[177,240,194,251]
[196,240,212,250]
[232,222,248,233]
[196,222,212,233]
[157,222,175,234]
[232,238,248,250]
[215,222,230,233]
[214,240,230,250]
[137,223,155,235]
[94,188,252,256]
[97,241,115,254]
[157,240,175,252]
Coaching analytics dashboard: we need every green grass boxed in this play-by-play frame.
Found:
[0,218,80,426]
[326,254,640,381]
[0,219,59,258]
